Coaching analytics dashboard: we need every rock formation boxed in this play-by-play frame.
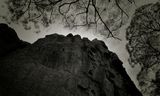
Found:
[0,23,30,57]
[0,24,142,96]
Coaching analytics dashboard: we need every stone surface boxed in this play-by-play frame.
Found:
[0,25,142,96]
[0,23,30,57]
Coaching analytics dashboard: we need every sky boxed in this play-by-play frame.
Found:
[0,0,159,89]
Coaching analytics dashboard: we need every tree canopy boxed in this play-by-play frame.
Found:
[126,2,160,96]
[126,2,160,68]
[3,0,135,39]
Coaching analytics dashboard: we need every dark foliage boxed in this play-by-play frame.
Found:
[126,2,160,68]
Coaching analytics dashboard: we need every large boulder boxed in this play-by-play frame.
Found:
[0,25,142,96]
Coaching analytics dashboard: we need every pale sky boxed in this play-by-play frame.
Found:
[0,0,159,89]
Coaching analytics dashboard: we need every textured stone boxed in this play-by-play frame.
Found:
[0,24,142,96]
[0,23,30,57]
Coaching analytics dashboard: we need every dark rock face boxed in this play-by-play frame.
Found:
[0,23,30,57]
[0,25,142,96]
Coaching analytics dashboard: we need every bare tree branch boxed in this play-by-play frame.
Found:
[6,0,133,39]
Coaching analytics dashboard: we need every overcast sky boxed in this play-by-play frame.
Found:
[0,0,159,89]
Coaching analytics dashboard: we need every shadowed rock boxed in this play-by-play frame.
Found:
[0,23,30,57]
[0,24,142,96]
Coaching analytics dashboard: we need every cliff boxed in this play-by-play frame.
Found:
[0,24,30,57]
[0,24,142,96]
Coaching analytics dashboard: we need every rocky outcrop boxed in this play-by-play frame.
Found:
[0,24,142,96]
[0,23,30,57]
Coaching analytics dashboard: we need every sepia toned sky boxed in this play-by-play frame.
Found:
[0,0,159,89]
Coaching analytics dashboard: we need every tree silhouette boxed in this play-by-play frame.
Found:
[126,2,160,96]
[5,0,135,39]
[126,2,160,68]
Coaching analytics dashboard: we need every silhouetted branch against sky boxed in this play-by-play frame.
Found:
[5,0,135,39]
